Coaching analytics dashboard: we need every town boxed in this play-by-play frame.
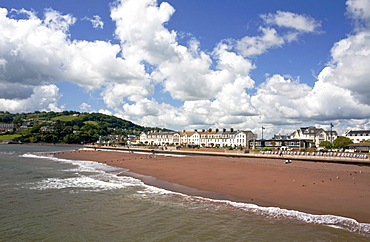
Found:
[137,126,370,152]
[1,111,369,153]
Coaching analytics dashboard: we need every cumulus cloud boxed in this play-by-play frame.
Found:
[0,84,62,113]
[261,10,321,32]
[317,32,370,105]
[83,15,104,29]
[100,82,154,109]
[0,6,150,112]
[111,0,177,64]
[299,0,370,121]
[110,0,255,103]
[98,109,112,115]
[236,27,285,57]
[251,75,311,122]
[346,0,370,29]
[79,102,92,112]
[0,7,149,88]
[0,82,34,99]
[236,11,321,57]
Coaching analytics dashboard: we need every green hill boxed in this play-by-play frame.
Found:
[0,111,171,144]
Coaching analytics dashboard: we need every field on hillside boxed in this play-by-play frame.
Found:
[0,134,22,140]
[51,115,77,122]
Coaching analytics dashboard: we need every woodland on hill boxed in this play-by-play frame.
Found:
[0,111,169,144]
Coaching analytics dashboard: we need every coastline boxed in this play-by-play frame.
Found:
[54,149,370,223]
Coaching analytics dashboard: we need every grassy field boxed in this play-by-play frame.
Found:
[83,121,99,126]
[0,134,22,140]
[51,115,77,122]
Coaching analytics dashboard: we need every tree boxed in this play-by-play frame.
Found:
[319,141,332,149]
[333,136,353,149]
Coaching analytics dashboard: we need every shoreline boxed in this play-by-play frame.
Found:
[54,149,370,223]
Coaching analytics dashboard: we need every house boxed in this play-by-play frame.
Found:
[40,126,54,132]
[189,130,200,146]
[0,123,18,131]
[139,131,179,146]
[344,130,370,143]
[251,126,339,149]
[291,126,338,147]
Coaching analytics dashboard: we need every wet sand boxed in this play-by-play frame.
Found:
[55,149,370,223]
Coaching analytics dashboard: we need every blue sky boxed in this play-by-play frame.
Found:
[1,0,369,138]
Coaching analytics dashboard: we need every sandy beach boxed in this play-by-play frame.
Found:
[54,149,370,223]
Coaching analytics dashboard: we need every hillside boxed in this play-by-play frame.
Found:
[0,111,170,144]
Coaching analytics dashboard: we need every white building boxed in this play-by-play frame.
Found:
[139,131,178,146]
[290,126,338,147]
[344,130,370,143]
[140,128,256,148]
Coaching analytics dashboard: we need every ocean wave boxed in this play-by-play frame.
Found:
[26,175,139,192]
[166,194,370,237]
[126,181,370,236]
[22,153,145,192]
[230,201,370,236]
[0,151,16,155]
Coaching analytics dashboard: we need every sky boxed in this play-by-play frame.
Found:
[1,0,370,138]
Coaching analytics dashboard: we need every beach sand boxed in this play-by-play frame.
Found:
[55,149,370,223]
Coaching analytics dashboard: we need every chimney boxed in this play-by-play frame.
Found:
[215,128,219,132]
[182,130,186,133]
[230,128,234,132]
[202,129,205,132]
[208,128,212,132]
[194,129,197,132]
[223,128,226,132]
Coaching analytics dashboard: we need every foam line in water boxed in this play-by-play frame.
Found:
[132,177,370,236]
[21,153,145,192]
[82,147,188,157]
[26,176,133,191]
[175,194,370,236]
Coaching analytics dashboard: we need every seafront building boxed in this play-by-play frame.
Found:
[139,126,339,150]
[344,130,370,143]
[290,126,338,147]
[139,128,257,148]
[253,126,338,149]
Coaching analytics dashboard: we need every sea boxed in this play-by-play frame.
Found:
[1,144,370,241]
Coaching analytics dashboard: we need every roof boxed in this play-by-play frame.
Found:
[345,130,370,135]
[201,131,217,135]
[301,126,323,134]
[180,132,195,135]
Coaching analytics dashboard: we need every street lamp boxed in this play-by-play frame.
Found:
[330,122,334,147]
